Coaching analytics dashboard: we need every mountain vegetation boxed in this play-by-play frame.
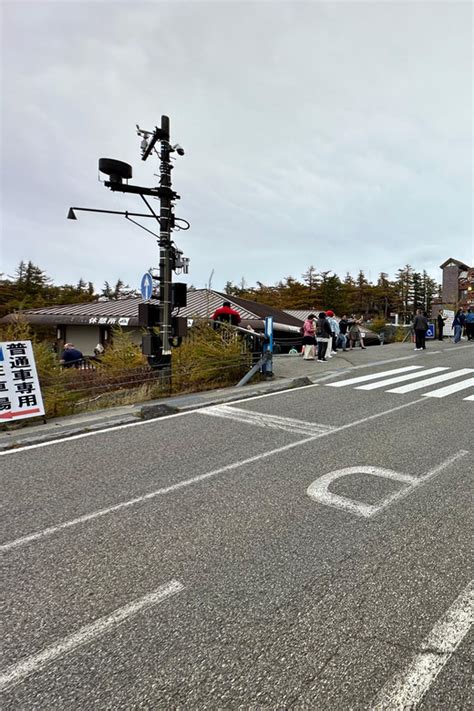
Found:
[1,260,440,322]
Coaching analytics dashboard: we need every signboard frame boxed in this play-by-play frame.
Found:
[0,340,46,422]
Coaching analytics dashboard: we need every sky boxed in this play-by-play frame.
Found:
[1,0,473,293]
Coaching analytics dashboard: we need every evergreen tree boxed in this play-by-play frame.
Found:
[394,264,415,323]
[301,265,319,297]
[101,281,113,299]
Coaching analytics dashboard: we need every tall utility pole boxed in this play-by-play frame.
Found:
[68,114,190,373]
[140,115,176,364]
[159,116,172,359]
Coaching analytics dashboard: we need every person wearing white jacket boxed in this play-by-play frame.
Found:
[325,310,339,355]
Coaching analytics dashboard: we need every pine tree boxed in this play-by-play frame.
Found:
[101,281,113,299]
[301,265,319,297]
[394,265,415,323]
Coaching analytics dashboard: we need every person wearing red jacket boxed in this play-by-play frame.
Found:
[211,301,241,326]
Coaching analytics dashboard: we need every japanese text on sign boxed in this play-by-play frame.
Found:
[0,341,46,421]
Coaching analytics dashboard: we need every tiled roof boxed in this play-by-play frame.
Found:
[1,289,300,329]
[283,309,321,322]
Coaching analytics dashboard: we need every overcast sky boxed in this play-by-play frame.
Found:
[1,0,472,292]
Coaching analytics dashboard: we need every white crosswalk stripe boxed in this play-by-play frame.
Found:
[356,367,448,390]
[201,404,335,436]
[423,376,474,399]
[326,365,422,387]
[326,365,474,400]
[388,369,474,394]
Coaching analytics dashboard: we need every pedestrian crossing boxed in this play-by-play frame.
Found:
[326,365,474,400]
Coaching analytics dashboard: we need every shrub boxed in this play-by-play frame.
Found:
[172,320,252,392]
[97,327,147,373]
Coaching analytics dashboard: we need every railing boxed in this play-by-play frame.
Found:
[60,356,99,370]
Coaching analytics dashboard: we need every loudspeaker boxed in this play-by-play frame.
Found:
[171,282,187,308]
[141,334,162,356]
[138,302,160,327]
[172,316,188,338]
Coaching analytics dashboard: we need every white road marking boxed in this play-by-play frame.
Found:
[306,451,469,517]
[0,386,320,458]
[326,366,422,387]
[0,580,183,691]
[1,397,429,552]
[371,579,474,710]
[2,345,472,459]
[387,369,474,395]
[423,376,474,399]
[307,466,418,517]
[201,405,335,436]
[463,394,474,401]
[0,435,318,552]
[356,367,449,390]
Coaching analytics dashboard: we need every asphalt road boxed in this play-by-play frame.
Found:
[1,342,473,709]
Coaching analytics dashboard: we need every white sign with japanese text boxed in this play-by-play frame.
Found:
[0,341,46,421]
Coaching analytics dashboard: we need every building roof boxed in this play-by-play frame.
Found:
[439,258,471,270]
[0,289,302,331]
[284,309,320,321]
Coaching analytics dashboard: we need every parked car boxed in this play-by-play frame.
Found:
[357,327,382,346]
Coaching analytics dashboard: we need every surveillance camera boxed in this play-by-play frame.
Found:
[141,138,149,151]
[172,144,185,156]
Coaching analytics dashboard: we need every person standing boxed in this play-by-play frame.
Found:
[325,310,339,354]
[412,309,429,350]
[211,301,241,326]
[348,316,359,350]
[437,311,446,341]
[337,314,349,351]
[358,316,367,349]
[302,314,316,359]
[316,312,332,362]
[452,309,464,343]
[465,308,474,340]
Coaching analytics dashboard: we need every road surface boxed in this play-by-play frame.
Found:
[1,342,473,709]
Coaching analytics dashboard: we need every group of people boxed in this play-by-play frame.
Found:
[415,307,474,351]
[442,308,474,343]
[301,312,367,362]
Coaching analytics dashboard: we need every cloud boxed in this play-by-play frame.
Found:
[1,0,472,291]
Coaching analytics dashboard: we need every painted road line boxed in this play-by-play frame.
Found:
[326,366,423,387]
[0,580,184,691]
[1,396,429,552]
[306,451,469,518]
[423,376,474,399]
[463,394,474,401]
[371,579,473,710]
[356,367,449,390]
[387,369,474,395]
[0,434,318,552]
[0,385,318,458]
[201,405,335,436]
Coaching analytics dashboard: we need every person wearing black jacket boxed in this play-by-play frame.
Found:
[413,309,429,350]
[437,311,446,341]
[316,312,332,362]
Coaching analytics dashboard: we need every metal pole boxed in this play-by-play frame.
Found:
[159,115,172,366]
